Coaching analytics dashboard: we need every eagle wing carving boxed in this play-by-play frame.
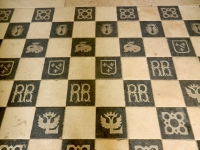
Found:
[38,115,60,129]
[100,115,122,129]
[185,88,198,99]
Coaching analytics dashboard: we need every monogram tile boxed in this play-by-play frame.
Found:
[7,80,40,107]
[0,9,14,22]
[62,139,94,150]
[184,20,200,36]
[117,6,138,21]
[50,22,73,38]
[4,23,30,39]
[0,107,5,127]
[96,107,127,138]
[0,140,29,150]
[22,39,48,57]
[31,107,65,139]
[96,21,118,37]
[74,7,95,21]
[158,6,182,20]
[32,8,55,22]
[66,80,95,106]
[157,107,194,139]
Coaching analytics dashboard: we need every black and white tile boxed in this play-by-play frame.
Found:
[184,20,200,36]
[32,8,55,22]
[62,139,94,150]
[0,140,29,150]
[50,22,73,38]
[0,9,14,22]
[74,7,95,21]
[158,6,182,20]
[96,21,118,37]
[117,6,139,21]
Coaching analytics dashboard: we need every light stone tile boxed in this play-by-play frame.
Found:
[10,8,34,22]
[191,37,200,56]
[138,7,161,21]
[96,7,117,21]
[53,7,75,22]
[0,23,9,39]
[179,6,200,20]
[72,22,95,37]
[0,81,13,107]
[118,22,142,37]
[162,140,198,150]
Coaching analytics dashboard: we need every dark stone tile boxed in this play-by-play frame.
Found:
[96,21,118,37]
[62,139,94,150]
[22,39,48,57]
[7,80,40,107]
[157,107,194,139]
[184,20,200,36]
[31,107,65,139]
[119,38,145,57]
[71,38,95,56]
[140,21,165,37]
[96,57,122,79]
[50,22,73,38]
[117,6,138,21]
[0,107,5,127]
[197,141,200,150]
[158,6,182,20]
[147,57,177,80]
[0,9,14,22]
[179,80,200,106]
[96,107,127,138]
[0,39,2,46]
[66,80,95,106]
[129,139,163,150]
[4,23,30,39]
[0,58,19,80]
[123,80,154,106]
[167,38,196,56]
[42,57,69,79]
[74,7,95,21]
[0,140,29,150]
[32,8,54,22]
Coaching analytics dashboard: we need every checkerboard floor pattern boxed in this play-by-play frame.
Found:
[0,6,200,150]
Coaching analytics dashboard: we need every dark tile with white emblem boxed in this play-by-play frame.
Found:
[50,22,73,38]
[0,9,14,22]
[0,140,29,150]
[74,7,95,21]
[158,6,182,20]
[62,139,94,150]
[117,6,138,21]
[32,8,54,22]
[184,20,200,36]
[96,21,118,37]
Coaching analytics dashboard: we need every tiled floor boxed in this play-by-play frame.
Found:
[0,5,200,150]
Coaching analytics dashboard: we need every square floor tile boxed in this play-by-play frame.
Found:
[0,107,35,139]
[7,80,40,107]
[32,8,54,22]
[138,7,160,21]
[191,37,200,57]
[63,107,95,139]
[96,107,127,138]
[73,22,95,37]
[157,107,194,139]
[62,139,94,150]
[117,6,139,21]
[123,80,154,106]
[96,57,122,79]
[96,7,117,21]
[22,39,48,57]
[140,21,165,37]
[162,140,198,150]
[0,39,2,46]
[96,80,125,107]
[15,58,44,80]
[0,9,14,22]
[96,38,120,56]
[0,23,8,39]
[179,6,200,20]
[66,80,95,106]
[96,21,118,37]
[71,38,95,56]
[119,38,145,57]
[121,57,150,80]
[10,8,34,22]
[0,58,19,80]
[0,81,13,106]
[74,7,95,21]
[4,23,30,39]
[184,20,200,36]
[68,57,95,79]
[0,107,5,127]
[151,80,185,107]
[167,38,196,56]
[0,140,29,149]
[50,22,73,38]
[37,80,68,107]
[198,141,200,149]
[158,6,182,20]
[53,7,74,22]
[147,57,177,80]
[129,139,163,150]
[118,22,142,37]
[126,107,161,139]
[42,57,69,79]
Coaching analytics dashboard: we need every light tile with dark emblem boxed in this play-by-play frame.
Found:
[0,58,19,80]
[31,107,65,139]
[0,107,5,127]
[119,38,145,57]
[71,38,95,56]
[157,107,194,139]
[96,107,127,138]
[129,139,163,150]
[0,9,14,22]
[96,57,122,79]
[62,139,94,150]
[123,80,154,106]
[140,21,165,37]
[4,23,30,39]
[7,80,40,107]
[167,38,196,56]
[184,20,200,36]
[147,57,177,80]
[22,39,48,57]
[179,80,200,106]
[42,57,69,79]
[96,21,118,37]
[67,80,95,106]
[158,6,182,20]
[0,140,29,150]
[117,6,139,21]
[50,22,73,38]
[74,7,95,21]
[32,8,55,22]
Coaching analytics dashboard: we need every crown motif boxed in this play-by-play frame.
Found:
[104,112,118,118]
[32,42,40,45]
[43,112,56,118]
[127,41,134,44]
[79,41,87,44]
[188,84,200,89]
